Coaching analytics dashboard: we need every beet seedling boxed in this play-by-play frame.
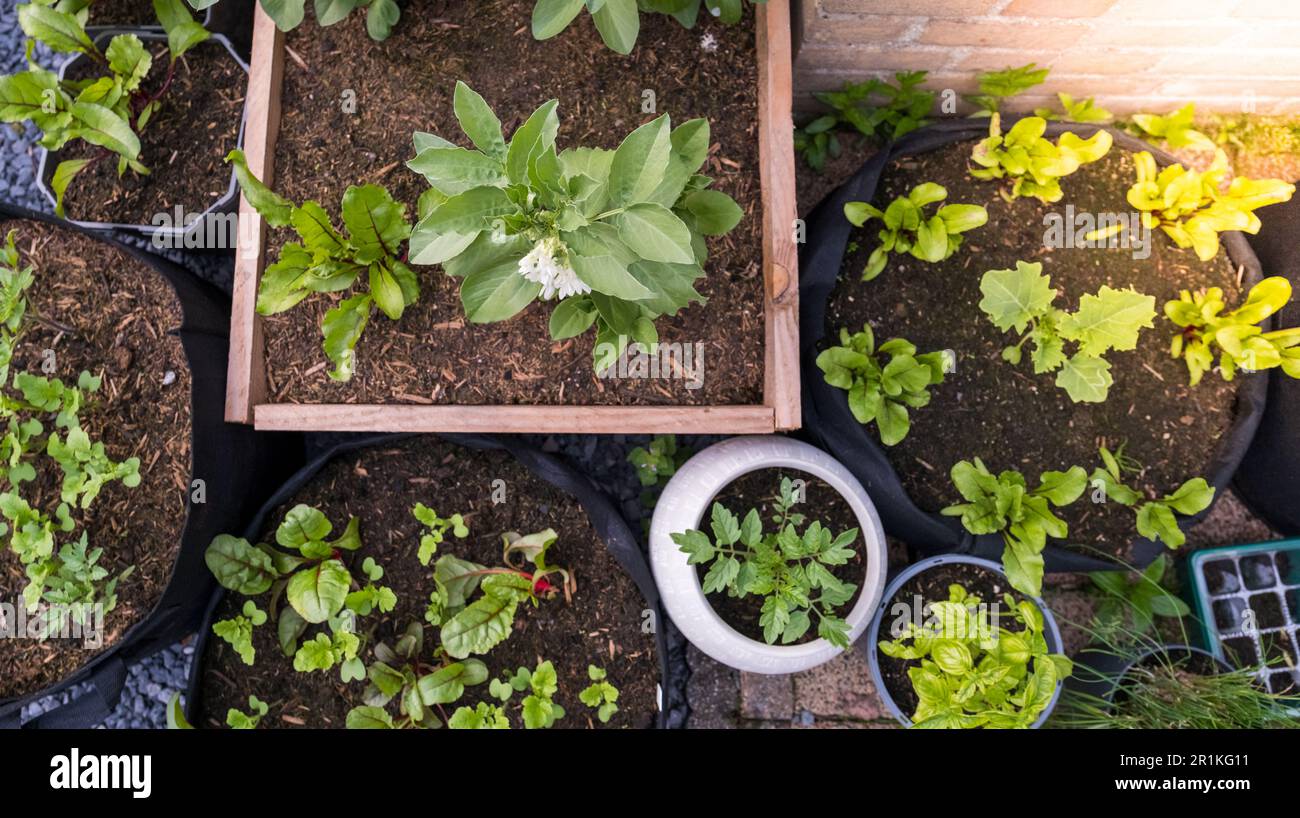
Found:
[0,0,211,214]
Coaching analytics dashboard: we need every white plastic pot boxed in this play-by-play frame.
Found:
[649,436,888,674]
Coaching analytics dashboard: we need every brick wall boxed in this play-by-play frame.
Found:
[793,0,1300,115]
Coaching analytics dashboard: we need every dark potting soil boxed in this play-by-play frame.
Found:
[693,468,865,644]
[0,219,191,699]
[199,437,659,728]
[86,0,163,27]
[826,143,1245,559]
[261,0,764,406]
[53,38,243,226]
[876,562,1032,718]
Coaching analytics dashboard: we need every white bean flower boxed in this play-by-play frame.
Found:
[517,236,591,301]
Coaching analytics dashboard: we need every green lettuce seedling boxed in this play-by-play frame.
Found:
[579,664,620,723]
[671,476,859,647]
[0,230,140,612]
[226,695,268,730]
[844,182,987,281]
[532,0,766,54]
[796,71,933,171]
[1090,444,1215,549]
[1127,150,1294,262]
[0,0,210,214]
[816,324,947,446]
[212,599,267,666]
[412,502,468,566]
[227,149,414,382]
[407,82,743,373]
[491,659,566,729]
[969,114,1112,203]
[963,63,1048,117]
[1166,276,1300,385]
[979,260,1156,403]
[941,458,1087,596]
[878,582,1073,728]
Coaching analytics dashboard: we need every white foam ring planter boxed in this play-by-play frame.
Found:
[649,436,888,674]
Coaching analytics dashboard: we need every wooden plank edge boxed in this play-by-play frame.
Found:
[253,404,778,434]
[757,0,801,431]
[225,5,283,424]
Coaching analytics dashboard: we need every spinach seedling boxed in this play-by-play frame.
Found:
[672,476,860,647]
[1126,103,1215,151]
[878,582,1073,728]
[212,599,267,666]
[941,458,1088,597]
[817,324,947,446]
[1035,93,1112,124]
[226,695,268,730]
[795,71,934,171]
[227,149,414,382]
[407,82,743,373]
[249,0,401,41]
[1166,276,1300,384]
[579,664,620,723]
[532,0,765,54]
[0,0,210,214]
[1090,444,1215,549]
[969,114,1112,203]
[1089,554,1190,643]
[963,63,1048,117]
[979,260,1156,403]
[1126,150,1294,262]
[844,182,987,280]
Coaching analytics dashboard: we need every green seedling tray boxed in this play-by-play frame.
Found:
[1188,539,1300,695]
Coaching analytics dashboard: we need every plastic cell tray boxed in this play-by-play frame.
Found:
[1189,539,1300,695]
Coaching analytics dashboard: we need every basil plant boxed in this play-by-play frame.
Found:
[407,82,744,373]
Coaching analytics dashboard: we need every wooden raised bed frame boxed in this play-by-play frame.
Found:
[226,1,800,434]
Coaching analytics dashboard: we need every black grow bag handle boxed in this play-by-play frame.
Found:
[798,120,1270,574]
[183,432,684,729]
[0,203,304,728]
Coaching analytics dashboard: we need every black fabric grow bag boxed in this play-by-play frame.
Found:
[1234,195,1300,537]
[182,432,686,729]
[0,203,303,729]
[799,120,1269,573]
